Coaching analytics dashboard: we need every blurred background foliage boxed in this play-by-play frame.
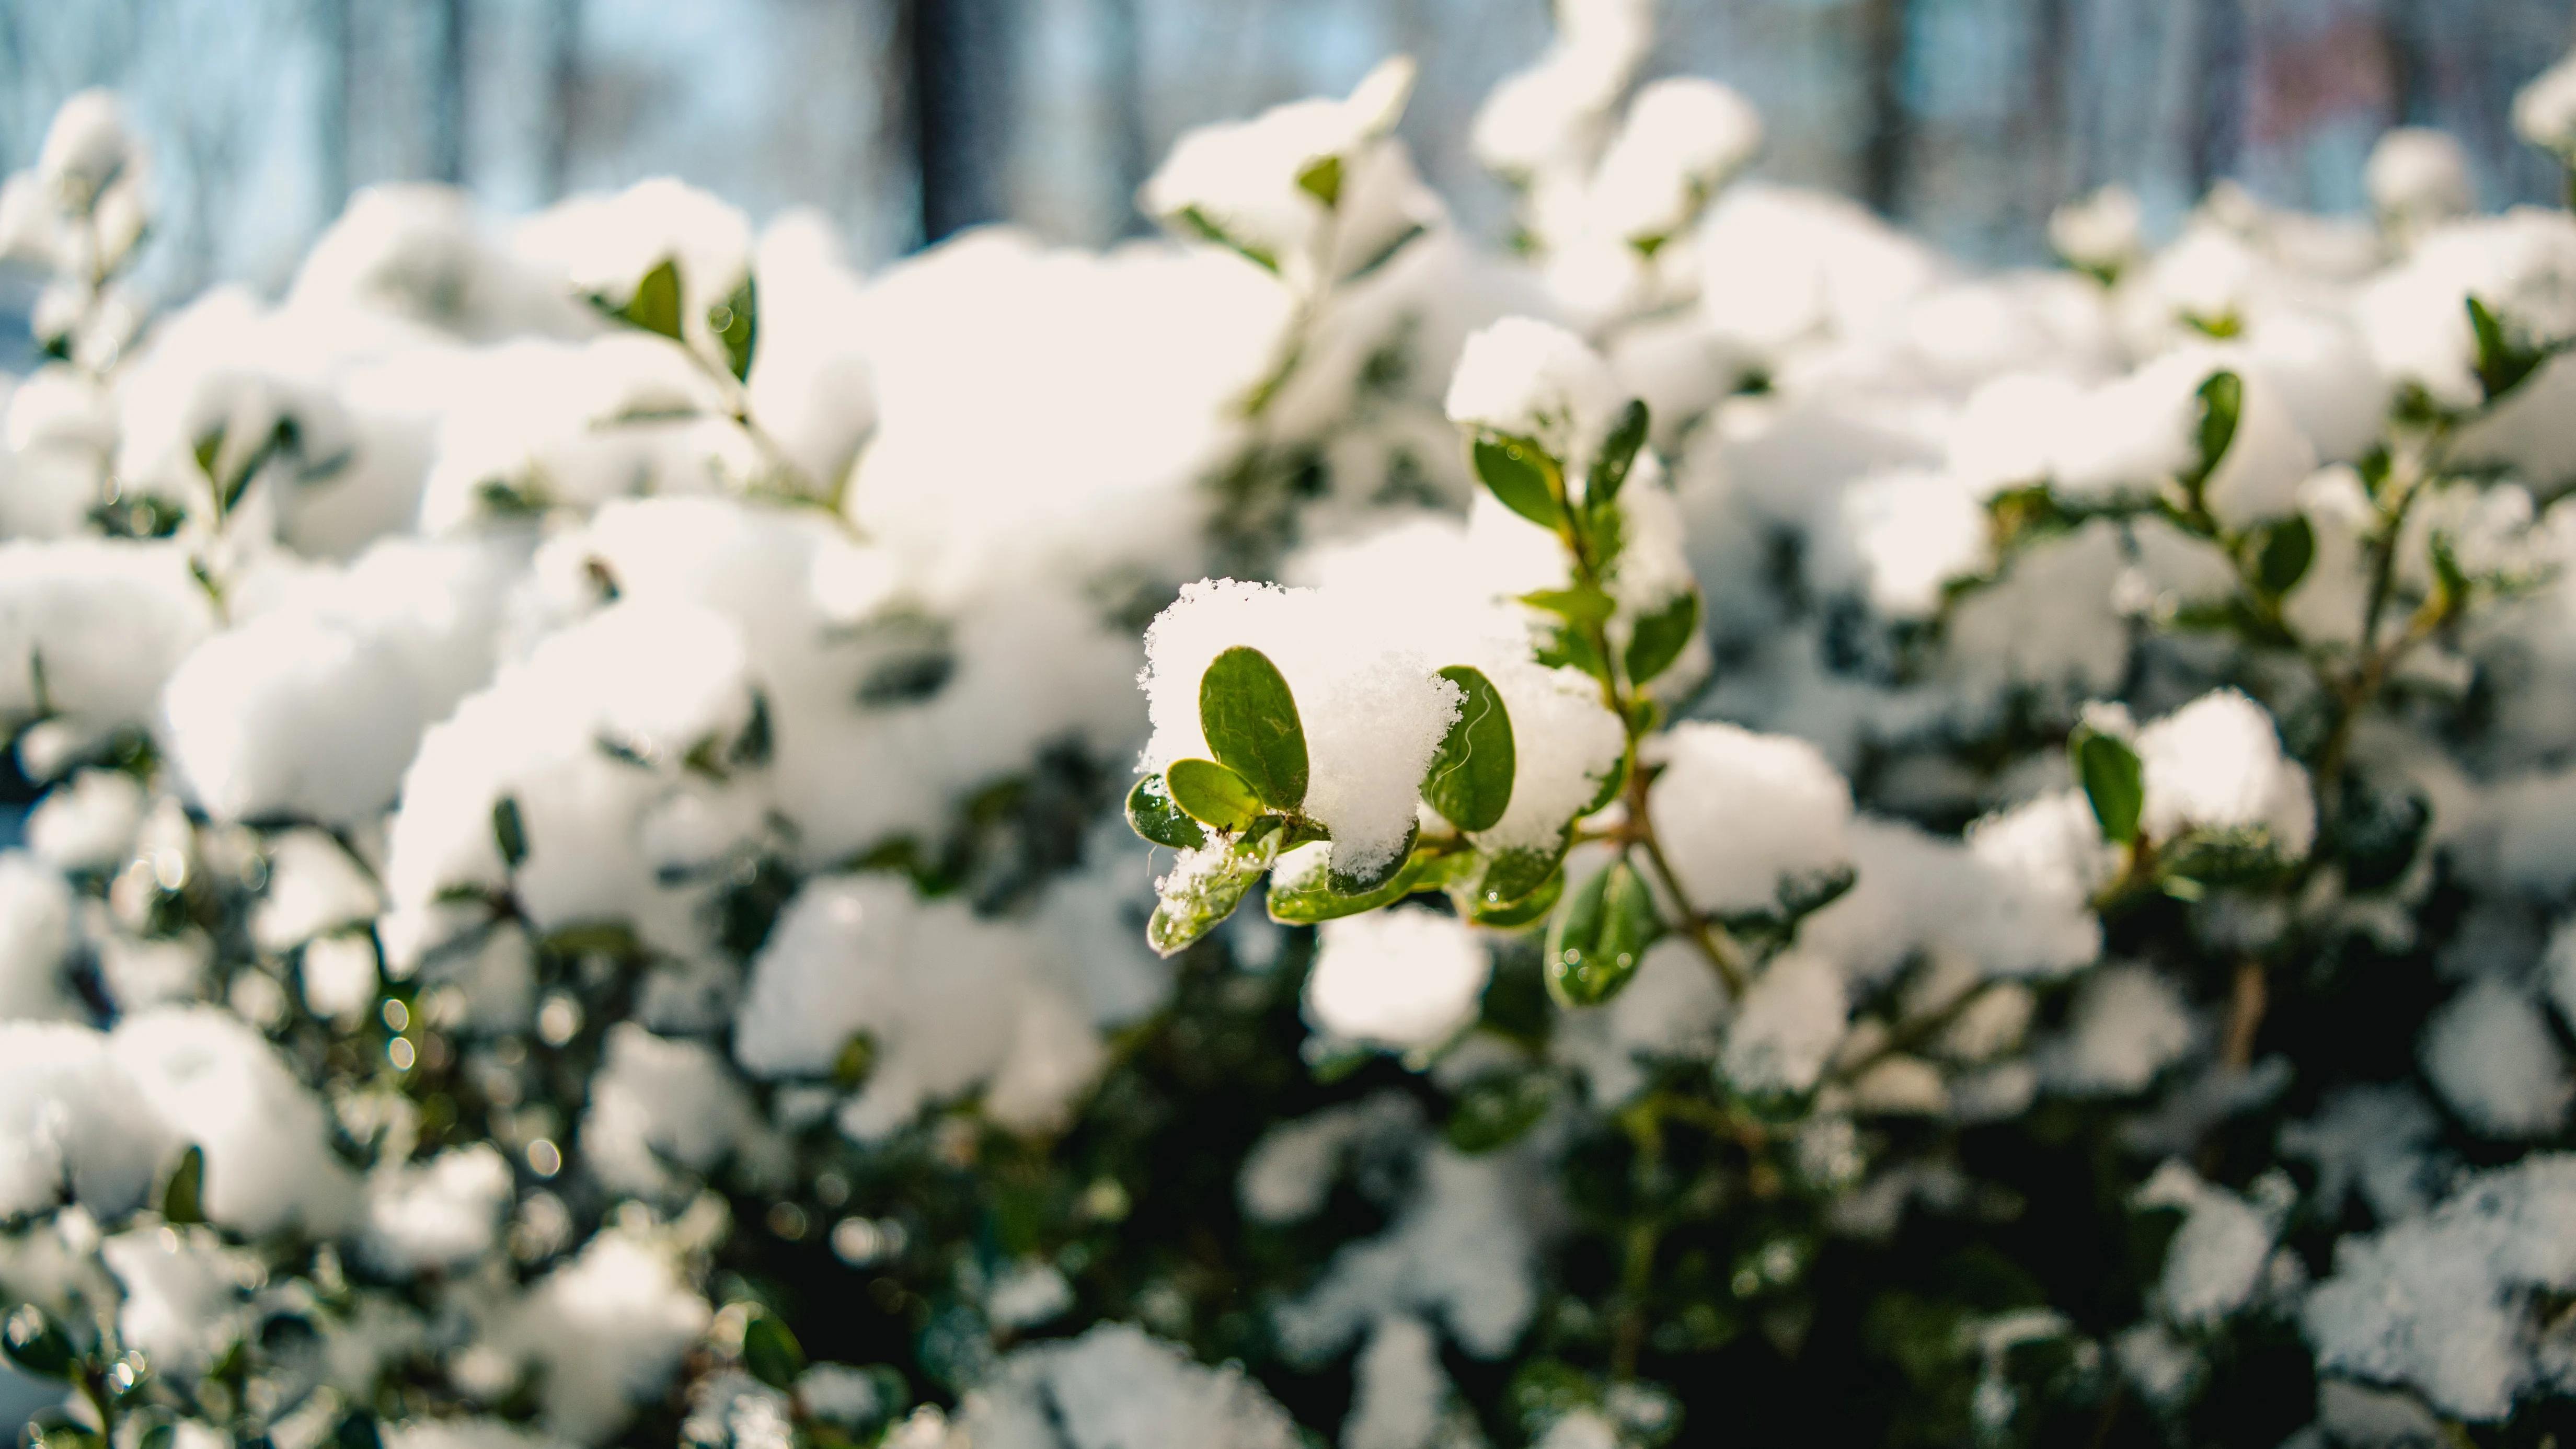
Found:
[0,0,2572,336]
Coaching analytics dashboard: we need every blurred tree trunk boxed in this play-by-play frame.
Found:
[543,0,581,199]
[432,0,468,185]
[1098,0,1151,237]
[902,0,1014,244]
[2379,0,2425,125]
[2029,0,2074,220]
[2188,0,2245,198]
[1858,0,1912,218]
[318,0,352,212]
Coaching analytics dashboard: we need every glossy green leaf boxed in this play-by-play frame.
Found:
[160,1143,205,1226]
[1330,821,1418,895]
[1165,757,1264,833]
[1,1305,74,1378]
[1585,398,1650,505]
[711,274,758,383]
[1147,840,1272,957]
[1624,589,1701,688]
[1125,772,1208,850]
[618,257,686,341]
[1473,433,1562,528]
[1296,153,1344,208]
[741,1310,808,1390]
[1545,858,1664,1007]
[1534,619,1612,685]
[1200,646,1308,811]
[1270,846,1427,923]
[1583,750,1630,816]
[1423,666,1515,833]
[2252,515,2315,596]
[492,796,528,869]
[1446,1068,1560,1154]
[2070,726,2144,846]
[192,427,225,488]
[2191,370,2242,486]
[1468,864,1562,928]
[25,1407,101,1449]
[1477,835,1569,915]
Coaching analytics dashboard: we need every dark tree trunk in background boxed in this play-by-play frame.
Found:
[318,0,353,213]
[2380,0,2425,125]
[2188,0,2246,199]
[543,0,581,199]
[2029,0,2073,203]
[1098,0,1151,237]
[903,0,1013,245]
[1858,0,1913,218]
[433,0,469,185]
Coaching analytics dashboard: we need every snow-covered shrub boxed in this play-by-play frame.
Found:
[10,6,2576,1445]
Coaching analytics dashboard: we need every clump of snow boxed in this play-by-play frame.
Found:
[2421,977,2571,1138]
[1721,950,1847,1094]
[2135,1162,2288,1327]
[2304,1154,2576,1421]
[1648,722,1853,917]
[1306,905,1491,1053]
[1140,579,1462,880]
[2041,964,2198,1096]
[1444,317,1624,476]
[2367,129,2477,235]
[2133,689,2315,855]
[1274,1146,1540,1362]
[363,1145,513,1275]
[956,1322,1301,1449]
[494,1227,715,1443]
[2515,52,2576,159]
[109,1006,357,1235]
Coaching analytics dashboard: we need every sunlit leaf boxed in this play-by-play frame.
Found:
[1423,665,1514,833]
[1200,646,1308,812]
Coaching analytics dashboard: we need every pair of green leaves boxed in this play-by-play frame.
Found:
[2467,294,2546,402]
[1131,646,1310,850]
[605,257,760,384]
[1471,398,1650,537]
[1545,856,1665,1006]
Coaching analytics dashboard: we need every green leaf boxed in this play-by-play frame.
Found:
[1468,864,1562,927]
[1520,585,1615,628]
[1199,646,1309,812]
[1477,836,1569,914]
[1586,398,1650,505]
[332,1412,384,1449]
[1330,821,1418,895]
[711,274,758,383]
[1269,846,1425,923]
[1446,1069,1559,1154]
[1125,772,1208,850]
[1624,589,1701,688]
[741,1310,807,1390]
[1473,433,1563,528]
[1533,618,1612,686]
[618,257,686,341]
[491,796,528,869]
[1295,153,1344,209]
[2252,515,2315,596]
[1423,666,1515,833]
[833,1031,877,1089]
[2468,294,2544,400]
[1583,750,1630,816]
[1147,839,1273,956]
[1,1305,74,1378]
[24,1408,101,1449]
[160,1143,205,1226]
[2191,370,2242,486]
[192,427,226,488]
[1175,206,1280,273]
[1545,858,1664,1007]
[2070,726,2144,846]
[1165,757,1264,833]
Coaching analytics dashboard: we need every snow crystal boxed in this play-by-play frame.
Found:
[1305,905,1491,1053]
